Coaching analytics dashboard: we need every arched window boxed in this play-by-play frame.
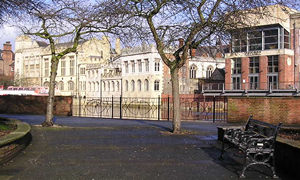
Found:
[190,65,197,79]
[43,81,50,87]
[68,81,74,91]
[137,79,142,91]
[92,82,95,92]
[103,82,106,92]
[131,80,135,91]
[58,81,64,91]
[144,79,149,91]
[88,82,91,91]
[154,80,159,91]
[206,66,214,78]
[125,80,128,91]
[107,81,110,92]
[112,81,115,92]
[96,82,99,92]
[116,81,120,91]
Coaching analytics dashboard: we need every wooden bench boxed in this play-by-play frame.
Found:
[219,116,282,178]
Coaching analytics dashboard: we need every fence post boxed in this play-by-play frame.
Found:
[158,96,160,121]
[213,96,216,123]
[167,96,170,121]
[120,96,122,120]
[100,96,102,118]
[112,95,114,119]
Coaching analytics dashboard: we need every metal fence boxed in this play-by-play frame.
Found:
[72,96,227,122]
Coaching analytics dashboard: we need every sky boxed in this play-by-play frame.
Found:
[0,24,19,51]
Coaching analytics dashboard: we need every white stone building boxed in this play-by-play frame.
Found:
[14,35,112,96]
[120,44,164,98]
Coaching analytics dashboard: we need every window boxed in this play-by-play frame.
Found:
[264,29,278,50]
[107,81,110,92]
[145,59,149,72]
[43,81,50,87]
[103,82,106,92]
[131,80,135,91]
[249,76,259,90]
[125,61,128,73]
[138,60,142,72]
[44,58,49,77]
[248,31,262,51]
[284,29,289,48]
[70,57,75,76]
[112,81,115,92]
[144,79,149,91]
[155,62,160,71]
[249,57,259,74]
[154,80,159,91]
[61,59,66,76]
[268,75,278,89]
[116,81,120,91]
[131,61,135,73]
[268,55,279,90]
[96,82,99,92]
[206,66,213,78]
[68,81,74,91]
[232,58,241,74]
[232,32,247,52]
[268,56,278,73]
[125,80,128,91]
[36,64,40,76]
[232,77,241,90]
[137,79,142,91]
[190,65,197,79]
[80,68,85,75]
[58,81,64,91]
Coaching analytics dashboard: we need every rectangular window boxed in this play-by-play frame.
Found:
[232,58,241,74]
[145,59,149,72]
[61,59,66,76]
[249,76,259,89]
[70,57,75,76]
[249,57,259,74]
[268,55,279,73]
[248,31,262,51]
[124,61,128,73]
[138,60,142,72]
[232,76,241,90]
[232,32,247,52]
[30,64,34,77]
[131,60,135,73]
[264,29,278,50]
[44,58,49,77]
[80,68,85,75]
[268,75,278,89]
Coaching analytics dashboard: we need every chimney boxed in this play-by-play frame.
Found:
[179,38,184,48]
[3,41,12,51]
[191,48,196,57]
[115,38,121,55]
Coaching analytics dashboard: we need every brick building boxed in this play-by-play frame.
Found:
[225,5,300,91]
[0,41,14,85]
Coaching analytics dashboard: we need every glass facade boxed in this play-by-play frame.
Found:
[231,26,290,53]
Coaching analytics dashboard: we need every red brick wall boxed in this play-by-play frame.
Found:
[259,56,268,89]
[0,42,14,78]
[279,54,294,89]
[0,96,73,116]
[241,57,249,89]
[228,97,300,125]
[225,58,231,90]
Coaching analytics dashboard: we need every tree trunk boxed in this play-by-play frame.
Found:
[42,58,59,127]
[171,67,181,133]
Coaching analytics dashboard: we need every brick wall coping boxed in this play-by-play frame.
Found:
[0,118,31,147]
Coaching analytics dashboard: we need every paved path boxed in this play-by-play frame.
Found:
[0,114,288,179]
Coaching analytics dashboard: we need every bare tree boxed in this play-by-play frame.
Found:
[17,0,129,126]
[118,0,297,133]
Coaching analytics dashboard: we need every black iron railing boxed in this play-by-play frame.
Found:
[72,96,227,122]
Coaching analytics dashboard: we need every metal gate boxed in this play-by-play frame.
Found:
[72,96,227,122]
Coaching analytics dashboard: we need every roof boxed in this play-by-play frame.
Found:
[195,45,229,57]
[209,68,225,81]
[36,41,48,47]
